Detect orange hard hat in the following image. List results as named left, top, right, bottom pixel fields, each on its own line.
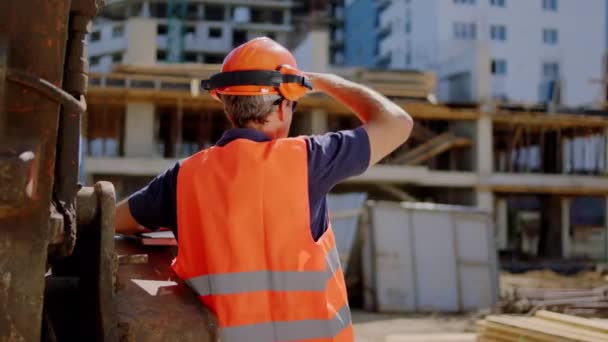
left=202, top=37, right=312, bottom=101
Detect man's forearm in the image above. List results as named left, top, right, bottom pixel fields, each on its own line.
left=305, top=72, right=407, bottom=124
left=305, top=72, right=414, bottom=166
left=115, top=199, right=146, bottom=235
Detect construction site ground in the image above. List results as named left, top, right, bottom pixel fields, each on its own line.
left=351, top=268, right=608, bottom=341
left=352, top=311, right=477, bottom=342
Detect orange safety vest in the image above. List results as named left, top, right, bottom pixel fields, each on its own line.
left=172, top=137, right=354, bottom=342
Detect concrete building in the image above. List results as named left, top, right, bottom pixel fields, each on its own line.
left=345, top=0, right=606, bottom=107
left=343, top=0, right=377, bottom=68
left=83, top=10, right=608, bottom=262
left=88, top=0, right=295, bottom=72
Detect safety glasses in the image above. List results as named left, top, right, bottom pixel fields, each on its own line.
left=273, top=98, right=297, bottom=112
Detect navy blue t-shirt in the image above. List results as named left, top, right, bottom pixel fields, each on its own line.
left=128, top=127, right=370, bottom=241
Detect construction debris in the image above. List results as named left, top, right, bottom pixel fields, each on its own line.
left=499, top=270, right=608, bottom=317
left=477, top=310, right=608, bottom=341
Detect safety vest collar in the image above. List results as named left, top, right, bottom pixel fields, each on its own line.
left=216, top=128, right=271, bottom=147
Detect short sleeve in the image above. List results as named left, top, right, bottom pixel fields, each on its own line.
left=305, top=127, right=370, bottom=240
left=128, top=162, right=180, bottom=233
left=306, top=126, right=371, bottom=193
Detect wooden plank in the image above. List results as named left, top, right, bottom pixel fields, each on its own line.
left=493, top=113, right=608, bottom=128
left=482, top=319, right=573, bottom=342
left=486, top=315, right=608, bottom=341
left=392, top=132, right=471, bottom=165
left=535, top=310, right=608, bottom=334
left=476, top=317, right=594, bottom=342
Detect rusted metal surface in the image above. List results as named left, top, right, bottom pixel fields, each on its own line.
left=115, top=239, right=219, bottom=342
left=53, top=0, right=102, bottom=259
left=48, top=183, right=117, bottom=341
left=0, top=150, right=35, bottom=207
left=0, top=1, right=71, bottom=340
left=0, top=36, right=6, bottom=135
left=118, top=254, right=149, bottom=266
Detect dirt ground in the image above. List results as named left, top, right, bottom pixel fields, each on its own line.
left=352, top=310, right=477, bottom=342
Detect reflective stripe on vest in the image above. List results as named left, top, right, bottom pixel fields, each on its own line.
left=185, top=247, right=341, bottom=296
left=221, top=304, right=351, bottom=341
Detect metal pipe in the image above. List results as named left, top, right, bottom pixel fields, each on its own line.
left=6, top=68, right=87, bottom=114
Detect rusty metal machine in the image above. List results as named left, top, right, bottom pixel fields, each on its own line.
left=0, top=1, right=216, bottom=341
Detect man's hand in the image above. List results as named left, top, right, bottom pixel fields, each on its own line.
left=303, top=71, right=413, bottom=166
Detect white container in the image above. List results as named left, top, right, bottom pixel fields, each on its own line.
left=363, top=201, right=499, bottom=313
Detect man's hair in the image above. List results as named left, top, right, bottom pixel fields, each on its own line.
left=219, top=94, right=281, bottom=128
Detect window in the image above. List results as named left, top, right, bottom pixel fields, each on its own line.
left=454, top=0, right=476, bottom=4
left=157, top=24, right=168, bottom=35
left=542, top=0, right=557, bottom=11
left=90, top=55, right=100, bottom=66
left=156, top=50, right=166, bottom=61
left=112, top=25, right=124, bottom=38
left=204, top=54, right=224, bottom=64
left=405, top=9, right=411, bottom=33
left=542, top=62, right=560, bottom=79
left=454, top=22, right=476, bottom=40
left=271, top=10, right=283, bottom=24
left=542, top=28, right=558, bottom=44
left=184, top=52, right=197, bottom=62
left=491, top=59, right=507, bottom=75
left=204, top=4, right=224, bottom=21
left=490, top=25, right=506, bottom=41
left=185, top=25, right=196, bottom=35
left=90, top=31, right=101, bottom=42
left=111, top=53, right=122, bottom=63
left=208, top=27, right=222, bottom=38
left=490, top=0, right=505, bottom=7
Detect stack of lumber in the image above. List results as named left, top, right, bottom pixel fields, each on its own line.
left=477, top=310, right=608, bottom=341
left=499, top=270, right=608, bottom=317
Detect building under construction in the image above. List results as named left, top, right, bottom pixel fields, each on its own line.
left=83, top=9, right=608, bottom=263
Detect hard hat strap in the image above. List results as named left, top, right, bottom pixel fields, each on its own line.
left=201, top=70, right=312, bottom=91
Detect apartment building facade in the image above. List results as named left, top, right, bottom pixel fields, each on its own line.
left=344, top=0, right=606, bottom=107
left=88, top=0, right=295, bottom=72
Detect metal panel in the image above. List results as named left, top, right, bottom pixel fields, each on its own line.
left=327, top=193, right=367, bottom=273
left=365, top=200, right=498, bottom=313
left=460, top=266, right=493, bottom=311
left=370, top=205, right=416, bottom=312
left=455, top=213, right=490, bottom=263
left=412, top=209, right=459, bottom=312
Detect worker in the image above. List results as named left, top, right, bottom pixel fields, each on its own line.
left=115, top=37, right=413, bottom=341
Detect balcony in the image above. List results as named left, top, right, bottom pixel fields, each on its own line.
left=376, top=51, right=392, bottom=68
left=377, top=23, right=392, bottom=41
left=377, top=0, right=391, bottom=12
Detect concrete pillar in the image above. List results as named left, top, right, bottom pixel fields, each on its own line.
left=141, top=1, right=150, bottom=17
left=284, top=8, right=292, bottom=25
left=473, top=44, right=491, bottom=103
left=310, top=29, right=330, bottom=72
left=561, top=198, right=571, bottom=259
left=604, top=127, right=608, bottom=175
left=496, top=198, right=508, bottom=250
left=125, top=17, right=157, bottom=65
left=224, top=5, right=231, bottom=22
left=476, top=189, right=494, bottom=212
left=125, top=102, right=156, bottom=158
left=477, top=113, right=493, bottom=176
left=605, top=196, right=608, bottom=262
left=475, top=112, right=494, bottom=211
left=310, top=109, right=328, bottom=134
